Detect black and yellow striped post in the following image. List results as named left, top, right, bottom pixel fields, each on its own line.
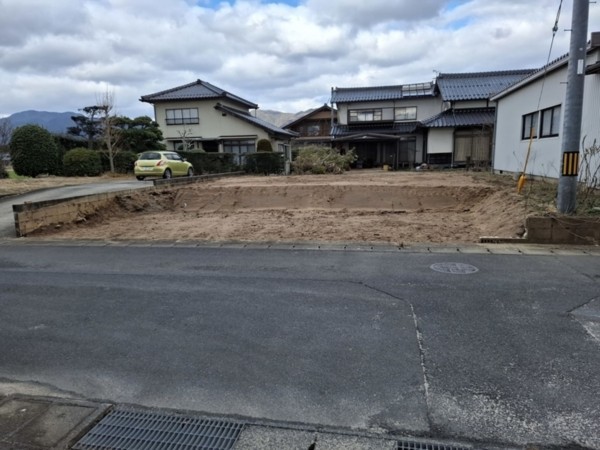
left=561, top=151, right=579, bottom=176
left=557, top=0, right=588, bottom=214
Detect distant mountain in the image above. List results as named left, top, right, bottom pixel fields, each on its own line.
left=0, top=110, right=80, bottom=136
left=255, top=109, right=312, bottom=127
left=0, top=108, right=311, bottom=137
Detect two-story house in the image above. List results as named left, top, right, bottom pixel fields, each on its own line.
left=283, top=104, right=336, bottom=149
left=330, top=71, right=534, bottom=170
left=423, top=70, right=534, bottom=167
left=330, top=82, right=439, bottom=169
left=140, top=79, right=296, bottom=164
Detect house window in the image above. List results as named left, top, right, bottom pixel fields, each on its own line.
left=521, top=111, right=539, bottom=140
left=395, top=106, right=417, bottom=121
left=307, top=124, right=321, bottom=136
left=349, top=109, right=383, bottom=123
left=165, top=108, right=199, bottom=125
left=540, top=105, right=561, bottom=138
left=223, top=139, right=255, bottom=164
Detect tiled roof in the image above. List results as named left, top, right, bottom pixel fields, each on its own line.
left=140, top=79, right=258, bottom=109
left=421, top=107, right=496, bottom=128
left=331, top=122, right=419, bottom=138
left=437, top=70, right=535, bottom=101
left=331, top=82, right=436, bottom=103
left=214, top=104, right=297, bottom=138
left=283, top=104, right=334, bottom=129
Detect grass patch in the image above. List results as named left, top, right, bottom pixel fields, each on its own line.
left=6, top=168, right=27, bottom=180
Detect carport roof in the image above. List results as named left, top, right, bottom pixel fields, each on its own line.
left=332, top=122, right=419, bottom=138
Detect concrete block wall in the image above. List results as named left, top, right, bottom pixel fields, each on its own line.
left=526, top=216, right=600, bottom=245
left=12, top=188, right=156, bottom=237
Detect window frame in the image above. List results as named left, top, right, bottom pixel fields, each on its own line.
left=165, top=108, right=199, bottom=125
left=395, top=106, right=417, bottom=121
left=521, top=111, right=539, bottom=140
left=348, top=108, right=383, bottom=123
left=540, top=105, right=561, bottom=138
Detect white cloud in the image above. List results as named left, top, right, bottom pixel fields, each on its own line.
left=0, top=0, right=599, bottom=118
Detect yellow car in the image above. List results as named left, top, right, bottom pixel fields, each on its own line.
left=134, top=151, right=194, bottom=180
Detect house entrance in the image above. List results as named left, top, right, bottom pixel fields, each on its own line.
left=454, top=129, right=492, bottom=167
left=354, top=138, right=416, bottom=169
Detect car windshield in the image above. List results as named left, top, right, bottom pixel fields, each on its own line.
left=139, top=152, right=162, bottom=160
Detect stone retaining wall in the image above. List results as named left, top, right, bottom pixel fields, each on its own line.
left=12, top=172, right=244, bottom=237
left=12, top=188, right=156, bottom=237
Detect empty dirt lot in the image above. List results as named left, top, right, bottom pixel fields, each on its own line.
left=32, top=170, right=539, bottom=245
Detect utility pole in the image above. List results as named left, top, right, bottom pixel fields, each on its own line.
left=557, top=0, right=589, bottom=214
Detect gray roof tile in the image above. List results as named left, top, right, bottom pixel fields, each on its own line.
left=215, top=104, right=297, bottom=138
left=331, top=82, right=436, bottom=103
left=422, top=107, right=495, bottom=128
left=140, top=79, right=258, bottom=109
left=437, top=70, right=535, bottom=101
left=331, top=122, right=419, bottom=137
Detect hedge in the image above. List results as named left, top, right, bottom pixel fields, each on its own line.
left=245, top=152, right=284, bottom=174
left=178, top=151, right=239, bottom=174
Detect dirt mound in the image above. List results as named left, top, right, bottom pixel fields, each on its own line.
left=32, top=171, right=531, bottom=244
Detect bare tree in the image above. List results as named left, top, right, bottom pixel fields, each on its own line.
left=97, top=88, right=122, bottom=173
left=0, top=119, right=14, bottom=147
left=177, top=128, right=195, bottom=152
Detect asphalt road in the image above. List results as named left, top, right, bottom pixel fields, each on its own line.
left=0, top=180, right=152, bottom=238
left=0, top=243, right=599, bottom=449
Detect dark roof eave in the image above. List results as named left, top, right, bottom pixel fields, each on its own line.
left=214, top=104, right=297, bottom=138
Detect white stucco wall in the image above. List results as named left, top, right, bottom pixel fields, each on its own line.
left=494, top=50, right=600, bottom=180
left=452, top=100, right=489, bottom=109
left=493, top=68, right=567, bottom=178
left=427, top=128, right=454, bottom=154
left=153, top=100, right=270, bottom=142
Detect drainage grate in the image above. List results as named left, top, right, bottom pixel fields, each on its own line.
left=72, top=408, right=244, bottom=450
left=397, top=440, right=471, bottom=450
left=430, top=262, right=479, bottom=274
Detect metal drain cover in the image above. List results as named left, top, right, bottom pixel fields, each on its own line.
left=430, top=262, right=479, bottom=274
left=72, top=408, right=244, bottom=450
left=398, top=440, right=471, bottom=449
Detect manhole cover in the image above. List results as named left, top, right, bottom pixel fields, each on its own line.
left=430, top=262, right=479, bottom=274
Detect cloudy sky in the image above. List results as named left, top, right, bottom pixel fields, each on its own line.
left=1, top=0, right=599, bottom=119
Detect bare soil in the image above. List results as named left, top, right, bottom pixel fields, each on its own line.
left=28, top=170, right=544, bottom=245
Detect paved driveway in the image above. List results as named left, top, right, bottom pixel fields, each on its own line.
left=0, top=180, right=151, bottom=237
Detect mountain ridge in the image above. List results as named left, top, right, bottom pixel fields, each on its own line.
left=1, top=109, right=305, bottom=135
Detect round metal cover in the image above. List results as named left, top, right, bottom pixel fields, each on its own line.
left=430, top=262, right=479, bottom=274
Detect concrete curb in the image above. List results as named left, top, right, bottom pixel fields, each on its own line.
left=0, top=394, right=111, bottom=450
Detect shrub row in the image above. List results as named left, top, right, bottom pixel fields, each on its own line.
left=178, top=151, right=239, bottom=174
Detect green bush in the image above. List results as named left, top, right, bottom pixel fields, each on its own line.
left=245, top=152, right=284, bottom=175
left=179, top=151, right=239, bottom=174
left=256, top=139, right=273, bottom=152
left=9, top=124, right=60, bottom=177
left=292, top=145, right=356, bottom=174
left=63, top=147, right=102, bottom=176
left=101, top=150, right=137, bottom=173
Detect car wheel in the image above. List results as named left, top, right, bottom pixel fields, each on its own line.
left=187, top=167, right=194, bottom=177
left=163, top=169, right=172, bottom=179
left=136, top=176, right=145, bottom=181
